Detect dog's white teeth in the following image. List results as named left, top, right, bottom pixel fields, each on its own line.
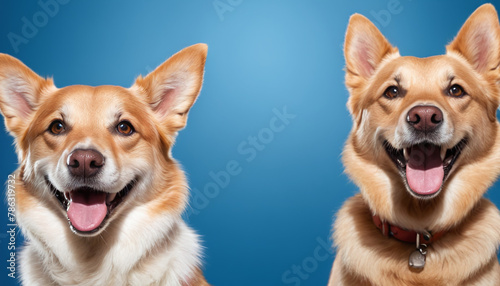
left=403, top=148, right=410, bottom=161
left=440, top=148, right=447, bottom=161
left=106, top=193, right=117, bottom=204
left=64, top=192, right=70, bottom=201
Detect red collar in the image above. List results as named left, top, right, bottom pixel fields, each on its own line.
left=372, top=215, right=446, bottom=244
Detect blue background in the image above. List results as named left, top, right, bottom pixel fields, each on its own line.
left=1, top=0, right=500, bottom=285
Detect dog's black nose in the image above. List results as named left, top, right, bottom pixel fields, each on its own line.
left=406, top=105, right=443, bottom=132
left=67, top=149, right=105, bottom=178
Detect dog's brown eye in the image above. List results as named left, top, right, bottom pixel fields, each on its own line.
left=384, top=86, right=399, bottom=99
left=48, top=120, right=65, bottom=135
left=117, top=121, right=134, bottom=136
left=449, top=84, right=466, bottom=97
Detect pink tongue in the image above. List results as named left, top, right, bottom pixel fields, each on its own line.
left=67, top=190, right=107, bottom=232
left=406, top=144, right=444, bottom=196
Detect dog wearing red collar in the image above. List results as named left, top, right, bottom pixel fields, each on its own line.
left=330, top=4, right=500, bottom=285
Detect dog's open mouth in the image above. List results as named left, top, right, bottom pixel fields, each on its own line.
left=45, top=177, right=136, bottom=235
left=384, top=139, right=467, bottom=198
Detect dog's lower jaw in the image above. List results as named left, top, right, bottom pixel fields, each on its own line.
left=45, top=176, right=137, bottom=236
left=400, top=173, right=442, bottom=200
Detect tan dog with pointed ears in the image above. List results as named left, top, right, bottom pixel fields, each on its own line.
left=330, top=4, right=500, bottom=285
left=0, top=44, right=210, bottom=285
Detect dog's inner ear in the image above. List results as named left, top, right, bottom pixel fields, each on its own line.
left=447, top=4, right=500, bottom=73
left=344, top=14, right=398, bottom=80
left=0, top=54, right=52, bottom=137
left=132, top=44, right=207, bottom=131
left=2, top=76, right=34, bottom=118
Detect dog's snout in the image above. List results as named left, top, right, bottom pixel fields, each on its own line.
left=406, top=105, right=443, bottom=132
left=67, top=149, right=105, bottom=178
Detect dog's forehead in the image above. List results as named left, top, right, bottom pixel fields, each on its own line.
left=385, top=56, right=470, bottom=86
left=46, top=85, right=143, bottom=122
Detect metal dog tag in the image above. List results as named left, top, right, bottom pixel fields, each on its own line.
left=408, top=249, right=426, bottom=269
left=409, top=233, right=428, bottom=269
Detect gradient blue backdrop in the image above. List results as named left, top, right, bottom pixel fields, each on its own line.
left=1, top=1, right=500, bottom=285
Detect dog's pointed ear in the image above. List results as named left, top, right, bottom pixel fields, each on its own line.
left=447, top=4, right=500, bottom=74
left=344, top=14, right=398, bottom=117
left=132, top=44, right=207, bottom=131
left=0, top=54, right=54, bottom=137
left=344, top=14, right=398, bottom=82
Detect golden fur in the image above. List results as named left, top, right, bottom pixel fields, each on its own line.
left=330, top=4, right=500, bottom=285
left=0, top=44, right=210, bottom=285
